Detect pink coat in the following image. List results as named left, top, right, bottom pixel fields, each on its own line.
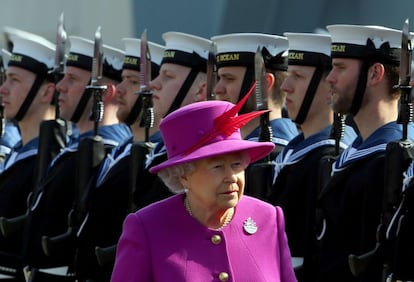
left=111, top=194, right=297, bottom=282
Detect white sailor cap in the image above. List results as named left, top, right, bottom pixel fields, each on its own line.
left=161, top=31, right=212, bottom=71
left=284, top=33, right=331, bottom=66
left=3, top=26, right=49, bottom=52
left=1, top=49, right=11, bottom=69
left=102, top=44, right=125, bottom=81
left=211, top=33, right=288, bottom=69
left=66, top=35, right=124, bottom=81
left=66, top=36, right=94, bottom=70
left=326, top=24, right=401, bottom=64
left=121, top=37, right=165, bottom=78
left=7, top=33, right=55, bottom=75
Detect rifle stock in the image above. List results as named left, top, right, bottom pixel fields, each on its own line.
left=348, top=242, right=381, bottom=277
left=95, top=245, right=117, bottom=267
left=0, top=212, right=28, bottom=238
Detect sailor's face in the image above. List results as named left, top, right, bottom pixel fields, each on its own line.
left=149, top=63, right=191, bottom=120
left=214, top=66, right=246, bottom=105
left=0, top=66, right=36, bottom=119
left=56, top=66, right=91, bottom=121
left=280, top=65, right=315, bottom=120
left=326, top=58, right=359, bottom=114
left=115, top=69, right=141, bottom=123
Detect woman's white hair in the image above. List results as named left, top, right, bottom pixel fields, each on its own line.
left=157, top=151, right=250, bottom=194
left=157, top=162, right=196, bottom=194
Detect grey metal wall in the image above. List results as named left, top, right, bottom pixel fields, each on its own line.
left=132, top=0, right=414, bottom=43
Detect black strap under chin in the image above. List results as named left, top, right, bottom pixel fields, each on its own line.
left=70, top=80, right=92, bottom=123
left=349, top=61, right=369, bottom=116
left=14, top=75, right=46, bottom=122
left=294, top=66, right=324, bottom=125
left=124, top=94, right=143, bottom=126
left=165, top=69, right=199, bottom=117
left=238, top=67, right=255, bottom=115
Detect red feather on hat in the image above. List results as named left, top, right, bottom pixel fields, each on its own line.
left=184, top=82, right=269, bottom=155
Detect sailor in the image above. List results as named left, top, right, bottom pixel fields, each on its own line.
left=317, top=24, right=414, bottom=281
left=74, top=36, right=164, bottom=281
left=211, top=32, right=298, bottom=147
left=0, top=49, right=20, bottom=164
left=21, top=33, right=131, bottom=281
left=211, top=33, right=300, bottom=201
left=136, top=31, right=212, bottom=209
left=0, top=31, right=56, bottom=282
left=267, top=32, right=356, bottom=282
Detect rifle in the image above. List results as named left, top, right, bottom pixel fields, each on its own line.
left=348, top=18, right=414, bottom=280
left=42, top=26, right=106, bottom=257
left=94, top=29, right=157, bottom=266
left=0, top=13, right=68, bottom=238
left=244, top=46, right=274, bottom=201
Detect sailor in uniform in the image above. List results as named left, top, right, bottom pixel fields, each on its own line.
left=317, top=24, right=414, bottom=281
left=21, top=35, right=131, bottom=281
left=0, top=32, right=57, bottom=281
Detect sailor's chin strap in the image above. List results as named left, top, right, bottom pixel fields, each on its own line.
left=70, top=79, right=92, bottom=123
left=14, top=74, right=47, bottom=122
left=293, top=66, right=324, bottom=125
left=164, top=68, right=200, bottom=117
left=349, top=61, right=369, bottom=116
left=124, top=94, right=143, bottom=126
left=237, top=67, right=254, bottom=115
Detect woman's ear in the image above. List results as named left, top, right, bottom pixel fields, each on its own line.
left=179, top=174, right=190, bottom=190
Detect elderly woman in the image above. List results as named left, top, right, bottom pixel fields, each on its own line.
left=111, top=93, right=297, bottom=281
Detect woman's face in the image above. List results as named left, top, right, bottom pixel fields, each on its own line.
left=180, top=151, right=248, bottom=213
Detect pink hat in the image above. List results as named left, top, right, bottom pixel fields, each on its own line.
left=149, top=89, right=275, bottom=173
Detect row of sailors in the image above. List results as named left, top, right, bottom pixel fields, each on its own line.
left=0, top=20, right=412, bottom=282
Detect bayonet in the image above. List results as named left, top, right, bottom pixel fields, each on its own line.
left=206, top=41, right=217, bottom=100
left=138, top=29, right=154, bottom=141
left=395, top=18, right=413, bottom=139
left=87, top=26, right=107, bottom=136
left=254, top=46, right=272, bottom=144
left=91, top=26, right=104, bottom=86
left=54, top=12, right=66, bottom=79
left=140, top=29, right=151, bottom=92
left=52, top=12, right=67, bottom=118
left=254, top=46, right=267, bottom=110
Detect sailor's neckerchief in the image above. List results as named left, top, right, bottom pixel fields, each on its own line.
left=96, top=128, right=163, bottom=187
left=145, top=130, right=167, bottom=169
left=0, top=137, right=39, bottom=172
left=48, top=123, right=131, bottom=171
left=245, top=117, right=299, bottom=146
left=0, top=122, right=21, bottom=156
left=333, top=122, right=413, bottom=176
left=272, top=126, right=347, bottom=184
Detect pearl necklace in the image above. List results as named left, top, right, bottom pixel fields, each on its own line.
left=184, top=197, right=234, bottom=230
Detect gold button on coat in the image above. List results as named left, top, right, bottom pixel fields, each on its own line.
left=211, top=234, right=221, bottom=245
left=219, top=272, right=229, bottom=281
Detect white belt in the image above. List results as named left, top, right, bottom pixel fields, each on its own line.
left=0, top=265, right=17, bottom=279
left=37, top=266, right=70, bottom=276
left=0, top=273, right=15, bottom=279
left=291, top=257, right=304, bottom=270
